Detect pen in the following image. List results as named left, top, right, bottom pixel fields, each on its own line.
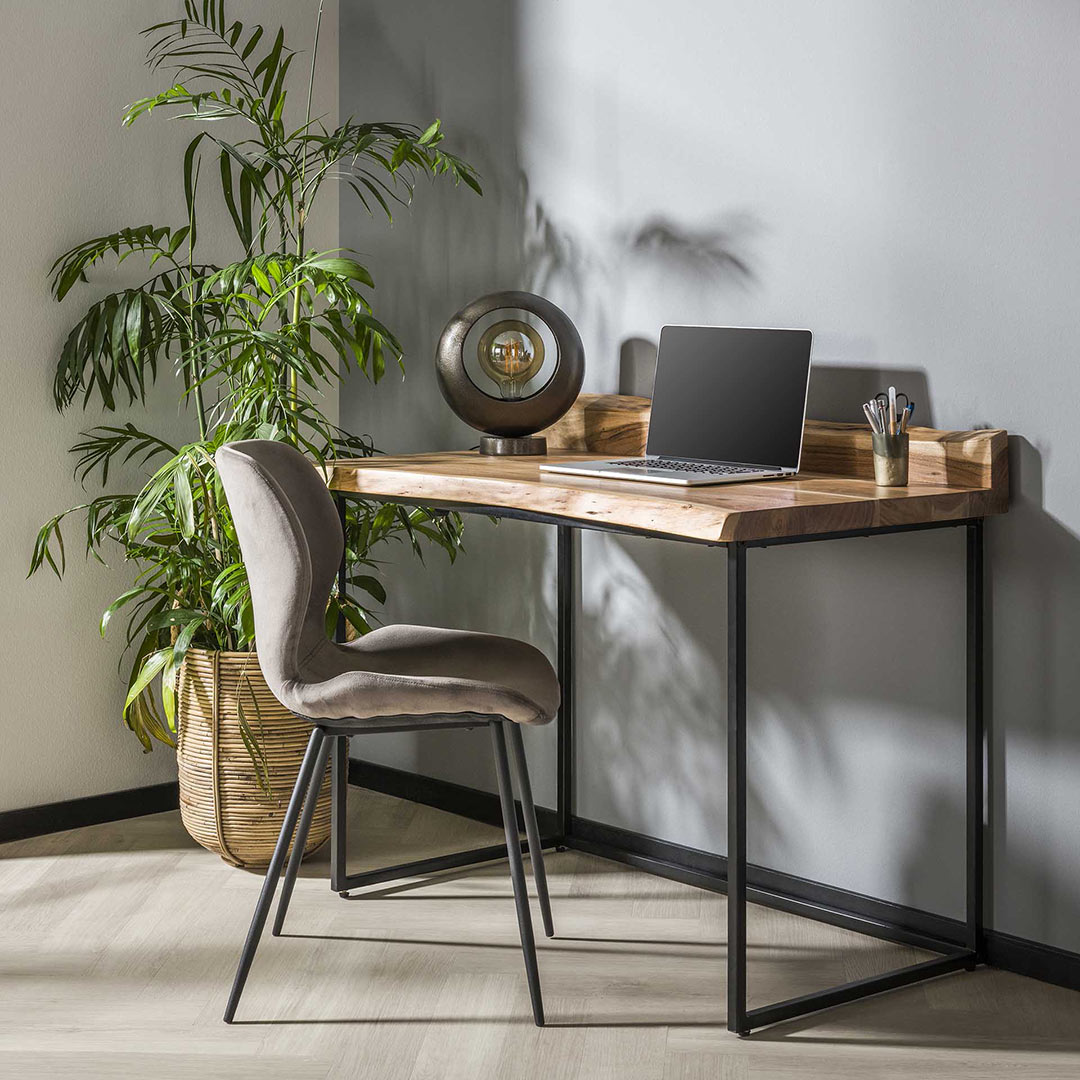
left=863, top=391, right=914, bottom=438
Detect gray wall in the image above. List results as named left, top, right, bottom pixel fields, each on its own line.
left=339, top=0, right=1080, bottom=953
left=4, top=0, right=337, bottom=810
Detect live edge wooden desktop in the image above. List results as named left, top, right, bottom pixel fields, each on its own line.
left=326, top=394, right=1009, bottom=1036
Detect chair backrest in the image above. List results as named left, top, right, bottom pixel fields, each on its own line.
left=215, top=440, right=343, bottom=701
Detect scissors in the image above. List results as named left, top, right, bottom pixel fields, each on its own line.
left=874, top=390, right=910, bottom=412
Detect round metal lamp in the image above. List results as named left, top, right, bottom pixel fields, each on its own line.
left=435, top=291, right=585, bottom=455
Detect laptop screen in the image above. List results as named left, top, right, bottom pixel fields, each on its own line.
left=646, top=326, right=812, bottom=469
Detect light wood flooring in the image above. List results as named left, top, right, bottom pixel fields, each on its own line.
left=1, top=789, right=1078, bottom=1078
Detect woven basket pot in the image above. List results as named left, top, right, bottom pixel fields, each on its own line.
left=176, top=648, right=330, bottom=868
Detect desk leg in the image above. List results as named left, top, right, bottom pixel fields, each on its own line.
left=331, top=494, right=350, bottom=894
left=966, top=520, right=985, bottom=963
left=557, top=525, right=577, bottom=843
left=727, top=542, right=748, bottom=1036
left=335, top=493, right=348, bottom=642
left=330, top=734, right=349, bottom=894
left=731, top=522, right=980, bottom=1034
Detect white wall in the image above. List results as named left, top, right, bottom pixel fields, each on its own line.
left=2, top=0, right=337, bottom=811
left=338, top=0, right=1080, bottom=952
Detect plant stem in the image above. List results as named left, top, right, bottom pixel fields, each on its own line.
left=187, top=176, right=209, bottom=442
left=288, top=0, right=324, bottom=409
left=305, top=3, right=324, bottom=152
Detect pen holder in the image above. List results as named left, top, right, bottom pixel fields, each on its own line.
left=872, top=432, right=909, bottom=486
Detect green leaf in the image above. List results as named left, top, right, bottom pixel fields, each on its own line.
left=390, top=140, right=409, bottom=171
left=339, top=600, right=371, bottom=637
left=161, top=662, right=177, bottom=726
left=124, top=647, right=171, bottom=713
left=240, top=24, right=264, bottom=60
left=350, top=573, right=386, bottom=605
left=173, top=466, right=195, bottom=538
left=306, top=256, right=374, bottom=287
left=145, top=607, right=205, bottom=632
left=171, top=617, right=201, bottom=666
left=418, top=119, right=441, bottom=145
left=251, top=261, right=271, bottom=294
left=100, top=586, right=149, bottom=637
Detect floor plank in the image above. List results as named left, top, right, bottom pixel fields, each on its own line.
left=1, top=789, right=1078, bottom=1078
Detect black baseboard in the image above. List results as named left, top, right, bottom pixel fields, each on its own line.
left=349, top=758, right=560, bottom=835
left=567, top=816, right=969, bottom=955
left=0, top=781, right=179, bottom=845
left=985, top=931, right=1080, bottom=994
left=348, top=757, right=1080, bottom=996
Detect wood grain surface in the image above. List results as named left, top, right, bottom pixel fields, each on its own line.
left=329, top=396, right=1008, bottom=543
left=328, top=450, right=1007, bottom=544
left=2, top=793, right=1078, bottom=1079
left=540, top=394, right=1006, bottom=494
left=538, top=393, right=652, bottom=456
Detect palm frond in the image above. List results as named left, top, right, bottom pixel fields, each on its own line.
left=33, top=0, right=479, bottom=755
left=53, top=289, right=178, bottom=410
left=50, top=226, right=190, bottom=300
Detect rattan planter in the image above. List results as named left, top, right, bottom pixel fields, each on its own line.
left=176, top=648, right=330, bottom=868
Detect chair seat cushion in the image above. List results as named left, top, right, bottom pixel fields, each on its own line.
left=280, top=624, right=560, bottom=728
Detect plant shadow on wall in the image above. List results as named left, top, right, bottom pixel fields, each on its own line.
left=520, top=179, right=761, bottom=390
left=579, top=364, right=939, bottom=874
left=26, top=1, right=479, bottom=831
left=514, top=210, right=762, bottom=841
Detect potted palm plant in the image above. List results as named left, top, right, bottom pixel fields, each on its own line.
left=28, top=1, right=480, bottom=866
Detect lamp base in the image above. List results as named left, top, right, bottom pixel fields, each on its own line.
left=479, top=435, right=548, bottom=456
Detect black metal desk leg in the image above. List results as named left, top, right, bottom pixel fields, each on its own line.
left=727, top=542, right=748, bottom=1036
left=330, top=734, right=349, bottom=894
left=966, top=520, right=985, bottom=963
left=330, top=493, right=350, bottom=895
left=335, top=493, right=348, bottom=641
left=557, top=525, right=576, bottom=842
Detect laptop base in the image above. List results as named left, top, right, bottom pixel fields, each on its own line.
left=540, top=458, right=791, bottom=486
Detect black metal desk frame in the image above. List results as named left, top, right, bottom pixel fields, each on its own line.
left=331, top=490, right=985, bottom=1035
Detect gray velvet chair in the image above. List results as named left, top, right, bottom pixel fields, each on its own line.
left=215, top=440, right=557, bottom=1026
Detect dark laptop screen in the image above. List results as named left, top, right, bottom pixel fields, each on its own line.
left=646, top=326, right=812, bottom=469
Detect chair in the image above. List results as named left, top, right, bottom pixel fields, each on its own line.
left=215, top=440, right=558, bottom=1026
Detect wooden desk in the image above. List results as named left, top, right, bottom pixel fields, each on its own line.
left=328, top=432, right=1005, bottom=546
left=327, top=396, right=1009, bottom=1034
left=328, top=395, right=1007, bottom=544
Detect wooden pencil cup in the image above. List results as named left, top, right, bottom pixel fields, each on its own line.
left=872, top=432, right=909, bottom=486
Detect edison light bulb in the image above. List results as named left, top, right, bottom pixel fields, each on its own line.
left=477, top=320, right=545, bottom=400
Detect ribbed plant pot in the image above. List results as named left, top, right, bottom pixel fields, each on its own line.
left=176, top=648, right=330, bottom=868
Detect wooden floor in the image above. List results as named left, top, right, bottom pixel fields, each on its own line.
left=2, top=790, right=1078, bottom=1079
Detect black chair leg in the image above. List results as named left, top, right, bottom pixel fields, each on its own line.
left=224, top=728, right=325, bottom=1023
left=507, top=723, right=554, bottom=938
left=272, top=735, right=332, bottom=936
left=491, top=720, right=544, bottom=1027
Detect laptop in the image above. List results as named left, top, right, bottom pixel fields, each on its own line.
left=540, top=325, right=813, bottom=486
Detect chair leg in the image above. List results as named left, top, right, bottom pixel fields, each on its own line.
left=491, top=720, right=545, bottom=1027
left=224, top=728, right=325, bottom=1023
left=272, top=735, right=332, bottom=936
left=507, top=723, right=554, bottom=938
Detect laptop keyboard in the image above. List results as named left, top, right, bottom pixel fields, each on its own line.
left=610, top=459, right=773, bottom=476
